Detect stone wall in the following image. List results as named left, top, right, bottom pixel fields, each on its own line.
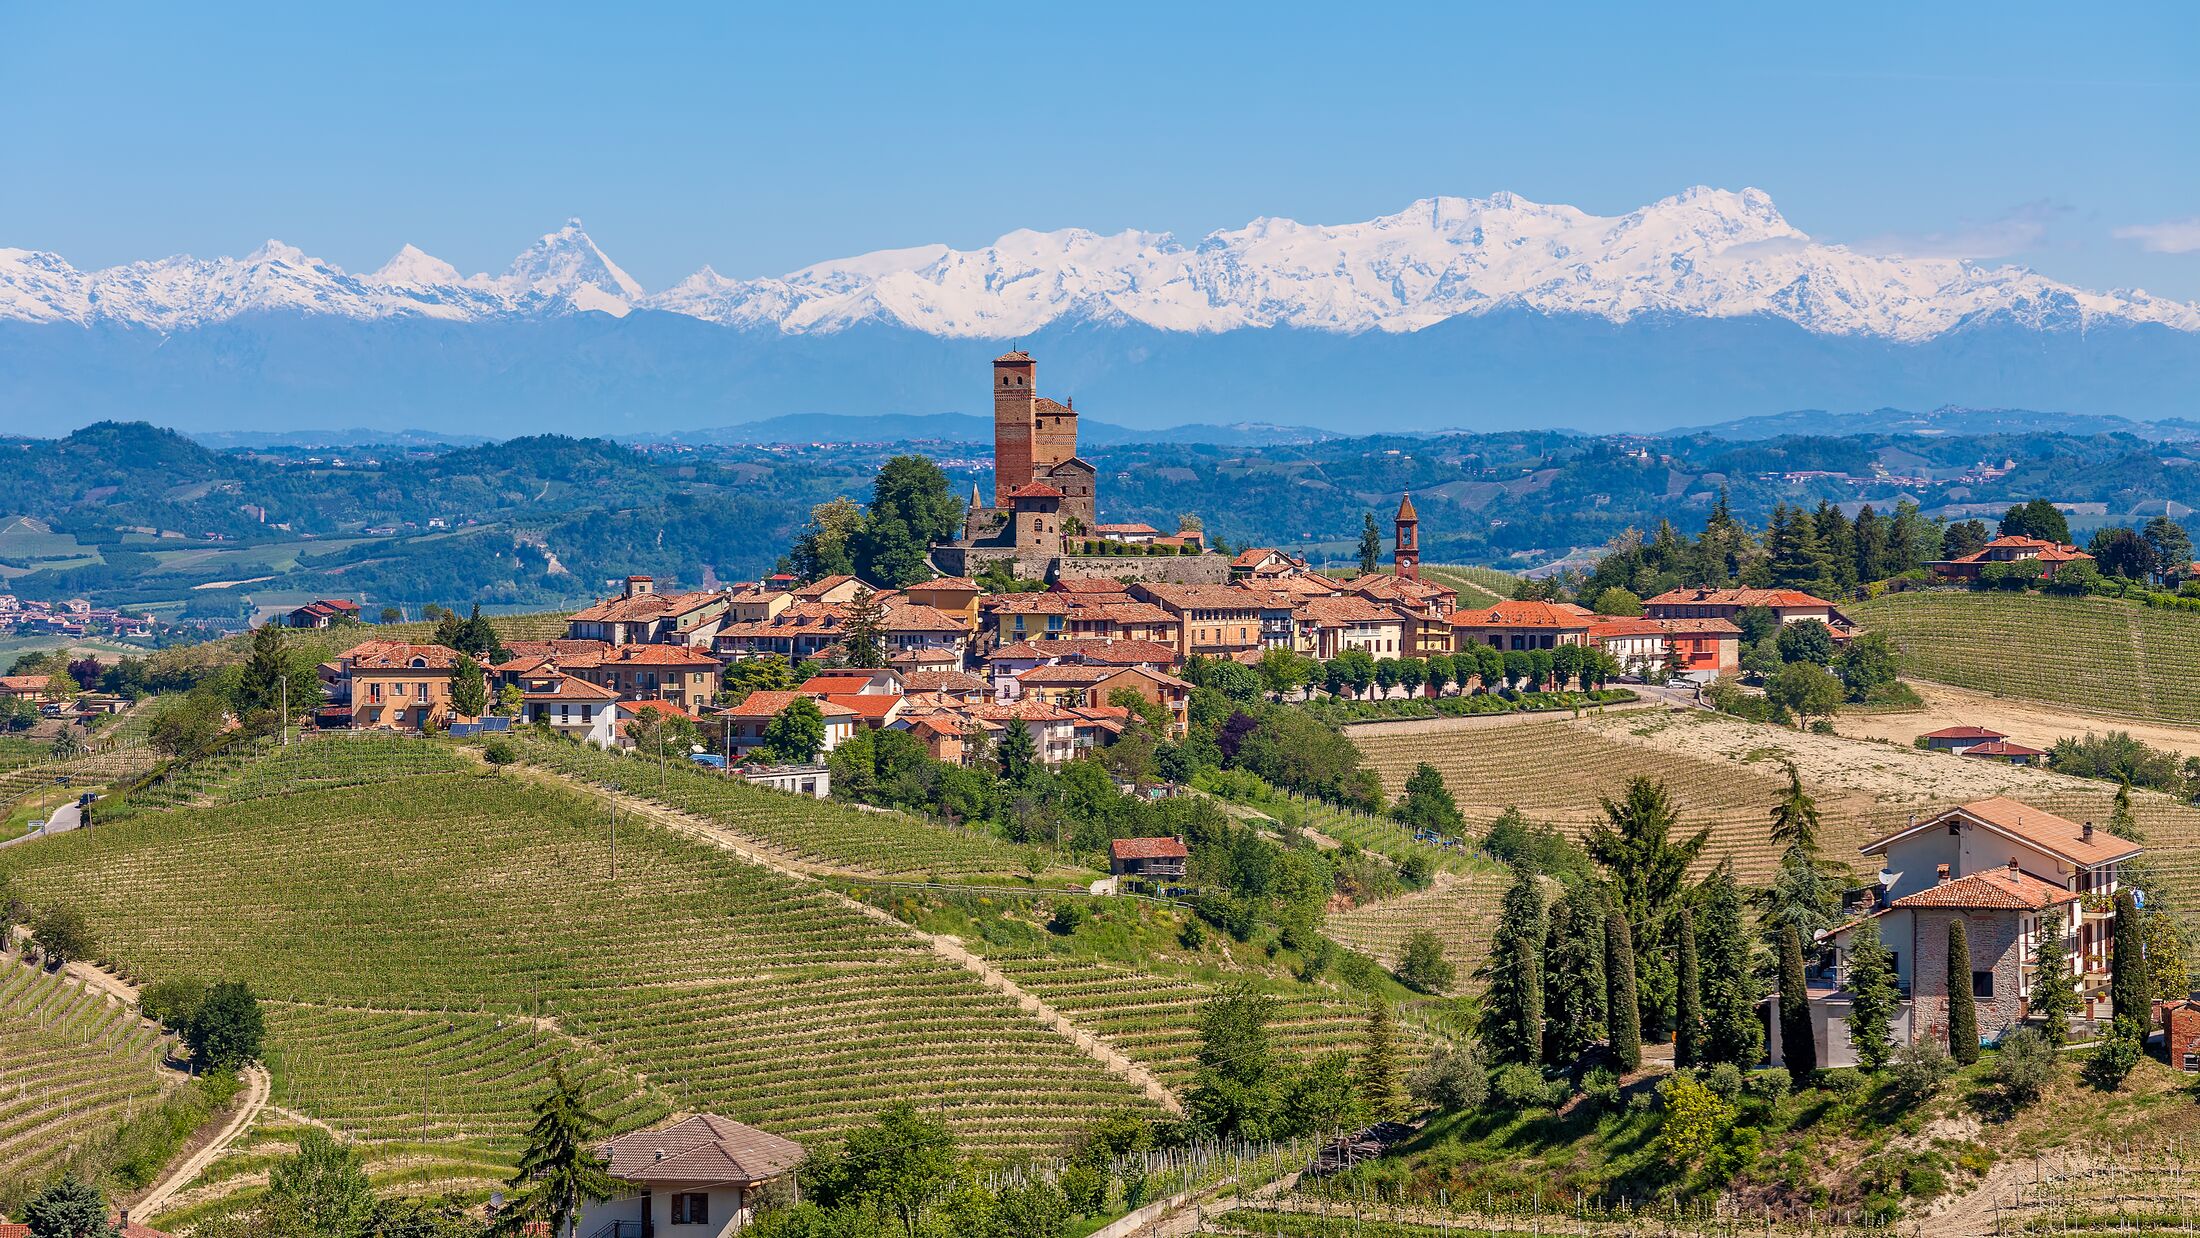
left=1913, top=908, right=2026, bottom=1049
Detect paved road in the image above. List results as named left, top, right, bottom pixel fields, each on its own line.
left=0, top=798, right=81, bottom=849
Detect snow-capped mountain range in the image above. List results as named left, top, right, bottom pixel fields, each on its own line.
left=5, top=189, right=2195, bottom=341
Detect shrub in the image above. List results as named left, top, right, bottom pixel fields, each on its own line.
left=483, top=738, right=518, bottom=766
left=1888, top=1040, right=1954, bottom=1103
left=1395, top=930, right=1456, bottom=995
left=1701, top=1061, right=1745, bottom=1101
left=1047, top=902, right=1091, bottom=936
left=1491, top=1063, right=1561, bottom=1111
left=1409, top=1043, right=1489, bottom=1112
left=1580, top=1067, right=1622, bottom=1110
left=1993, top=1028, right=2056, bottom=1107
left=1743, top=1067, right=1791, bottom=1102
left=2082, top=1017, right=2145, bottom=1091
left=1657, top=1073, right=1734, bottom=1163
left=140, top=976, right=208, bottom=1031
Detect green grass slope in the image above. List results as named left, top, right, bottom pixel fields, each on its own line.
left=0, top=773, right=1165, bottom=1189
left=1851, top=591, right=2200, bottom=723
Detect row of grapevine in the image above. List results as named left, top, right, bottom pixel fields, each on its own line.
left=513, top=736, right=1081, bottom=879
left=0, top=955, right=172, bottom=1189
left=0, top=774, right=1165, bottom=1168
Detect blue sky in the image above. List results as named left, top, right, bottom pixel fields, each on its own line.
left=5, top=3, right=2197, bottom=296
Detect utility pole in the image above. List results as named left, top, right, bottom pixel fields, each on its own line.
left=281, top=675, right=288, bottom=746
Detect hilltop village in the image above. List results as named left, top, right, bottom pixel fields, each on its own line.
left=7, top=351, right=2198, bottom=1238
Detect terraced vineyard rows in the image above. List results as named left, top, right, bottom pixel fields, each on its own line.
left=1321, top=872, right=1515, bottom=991
left=0, top=745, right=159, bottom=807
left=1419, top=565, right=1518, bottom=607
left=1354, top=717, right=1889, bottom=879
left=1852, top=591, right=2200, bottom=723
left=515, top=736, right=1082, bottom=879
left=0, top=956, right=172, bottom=1189
left=0, top=775, right=1162, bottom=1164
left=988, top=953, right=1438, bottom=1089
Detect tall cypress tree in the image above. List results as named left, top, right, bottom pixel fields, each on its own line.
left=1698, top=864, right=1762, bottom=1067
left=1674, top=903, right=1703, bottom=1068
left=1605, top=902, right=1643, bottom=1072
left=1544, top=883, right=1608, bottom=1066
left=1946, top=919, right=1980, bottom=1065
left=2111, top=888, right=2151, bottom=1025
left=1775, top=924, right=1816, bottom=1079
left=1358, top=1003, right=1406, bottom=1121
left=1476, top=868, right=1547, bottom=1067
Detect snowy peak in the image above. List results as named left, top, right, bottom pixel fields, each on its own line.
left=502, top=218, right=643, bottom=314
left=2, top=192, right=2195, bottom=339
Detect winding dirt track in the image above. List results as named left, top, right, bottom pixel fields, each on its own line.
left=137, top=1064, right=270, bottom=1219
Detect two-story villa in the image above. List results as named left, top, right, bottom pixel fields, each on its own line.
left=1777, top=797, right=2141, bottom=1068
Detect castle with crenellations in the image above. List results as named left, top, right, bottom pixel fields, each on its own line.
left=930, top=351, right=1226, bottom=583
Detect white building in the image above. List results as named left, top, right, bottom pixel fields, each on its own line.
left=590, top=1115, right=805, bottom=1237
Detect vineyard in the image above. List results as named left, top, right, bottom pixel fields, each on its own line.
left=0, top=745, right=160, bottom=810
left=0, top=956, right=172, bottom=1192
left=1322, top=872, right=1516, bottom=991
left=0, top=774, right=1164, bottom=1183
left=1851, top=591, right=2200, bottom=723
left=513, top=735, right=1085, bottom=880
left=1353, top=716, right=1890, bottom=880
left=986, top=952, right=1436, bottom=1090
left=1418, top=565, right=1518, bottom=608
left=115, top=732, right=469, bottom=814
left=142, top=610, right=572, bottom=683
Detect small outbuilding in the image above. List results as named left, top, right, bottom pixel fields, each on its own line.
left=591, top=1114, right=806, bottom=1237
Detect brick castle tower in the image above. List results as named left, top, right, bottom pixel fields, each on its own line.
left=992, top=350, right=1037, bottom=509
left=1394, top=493, right=1420, bottom=580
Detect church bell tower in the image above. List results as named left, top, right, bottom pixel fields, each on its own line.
left=1394, top=493, right=1420, bottom=580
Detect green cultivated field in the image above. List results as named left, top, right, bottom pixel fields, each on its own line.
left=517, top=736, right=1088, bottom=880
left=1852, top=591, right=2200, bottom=722
left=0, top=958, right=172, bottom=1192
left=1418, top=565, right=1518, bottom=607
left=0, top=773, right=1163, bottom=1195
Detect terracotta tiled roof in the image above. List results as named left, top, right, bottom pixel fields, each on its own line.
left=1963, top=740, right=2050, bottom=758
left=995, top=349, right=1033, bottom=363
left=1231, top=548, right=1283, bottom=568
left=984, top=594, right=1076, bottom=614
left=1299, top=596, right=1408, bottom=626
left=622, top=699, right=699, bottom=721
left=1865, top=797, right=2142, bottom=867
left=990, top=638, right=1180, bottom=666
left=901, top=670, right=989, bottom=693
left=798, top=672, right=891, bottom=693
left=881, top=603, right=967, bottom=632
left=504, top=639, right=616, bottom=661
left=1092, top=523, right=1160, bottom=536
left=342, top=641, right=466, bottom=670
left=521, top=673, right=621, bottom=701
left=821, top=693, right=904, bottom=720
left=1052, top=576, right=1134, bottom=594
left=599, top=1114, right=805, bottom=1184
left=1395, top=493, right=1418, bottom=521
left=721, top=690, right=856, bottom=719
left=1073, top=602, right=1175, bottom=625
left=1922, top=726, right=2008, bottom=741
left=1015, top=665, right=1119, bottom=687
left=1111, top=836, right=1189, bottom=860
left=1449, top=601, right=1594, bottom=630
left=565, top=643, right=720, bottom=668
left=908, top=576, right=979, bottom=591
left=1, top=1222, right=171, bottom=1238
left=1643, top=587, right=1836, bottom=610
left=1137, top=583, right=1262, bottom=611
left=1005, top=482, right=1065, bottom=500
left=1891, top=866, right=2080, bottom=911
left=792, top=574, right=868, bottom=599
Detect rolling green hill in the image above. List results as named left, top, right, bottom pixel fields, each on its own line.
left=1850, top=590, right=2200, bottom=723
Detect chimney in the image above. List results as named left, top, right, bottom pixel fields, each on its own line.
left=2084, top=820, right=2096, bottom=841
left=2008, top=857, right=2021, bottom=875
left=1935, top=863, right=1951, bottom=885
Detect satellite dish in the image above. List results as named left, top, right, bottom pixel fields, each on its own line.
left=1878, top=870, right=1902, bottom=889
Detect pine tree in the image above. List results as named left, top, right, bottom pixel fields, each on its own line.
left=1476, top=867, right=1547, bottom=1067
left=1852, top=503, right=1889, bottom=585
left=1605, top=902, right=1642, bottom=1072
left=995, top=715, right=1039, bottom=784
left=22, top=1174, right=116, bottom=1238
left=1768, top=762, right=1821, bottom=856
left=2030, top=942, right=2080, bottom=1048
left=1358, top=1003, right=1406, bottom=1121
left=1358, top=512, right=1382, bottom=575
left=842, top=587, right=889, bottom=668
left=1585, top=776, right=1707, bottom=1039
left=1775, top=924, right=1816, bottom=1079
left=1846, top=919, right=1899, bottom=1071
left=500, top=1061, right=625, bottom=1238
left=1946, top=918, right=1980, bottom=1065
left=2111, top=888, right=2151, bottom=1025
left=1543, top=883, right=1607, bottom=1066
left=1697, top=864, right=1762, bottom=1067
left=2110, top=778, right=2143, bottom=843
left=449, top=656, right=488, bottom=719
left=1814, top=501, right=1859, bottom=597
left=1673, top=902, right=1705, bottom=1068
